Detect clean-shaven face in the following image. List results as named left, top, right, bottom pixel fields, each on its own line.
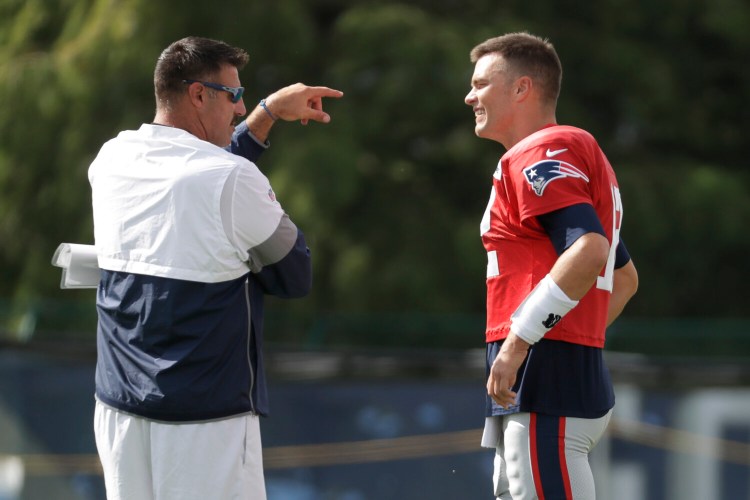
left=465, top=53, right=514, bottom=144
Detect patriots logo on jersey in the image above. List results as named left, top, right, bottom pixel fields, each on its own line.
left=523, top=160, right=589, bottom=196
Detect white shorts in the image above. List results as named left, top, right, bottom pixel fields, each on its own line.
left=482, top=410, right=612, bottom=500
left=94, top=401, right=266, bottom=500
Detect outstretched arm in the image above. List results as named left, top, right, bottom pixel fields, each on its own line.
left=245, top=83, right=344, bottom=143
left=230, top=83, right=343, bottom=165
left=227, top=84, right=342, bottom=298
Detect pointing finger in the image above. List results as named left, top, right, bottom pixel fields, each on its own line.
left=306, top=87, right=344, bottom=99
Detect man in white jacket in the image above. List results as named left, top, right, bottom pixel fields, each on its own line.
left=88, top=36, right=342, bottom=500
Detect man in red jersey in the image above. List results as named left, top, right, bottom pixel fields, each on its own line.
left=465, top=32, right=638, bottom=499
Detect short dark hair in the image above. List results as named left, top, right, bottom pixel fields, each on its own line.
left=470, top=32, right=562, bottom=105
left=154, top=36, right=249, bottom=109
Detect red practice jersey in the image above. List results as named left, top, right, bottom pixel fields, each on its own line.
left=481, top=125, right=623, bottom=348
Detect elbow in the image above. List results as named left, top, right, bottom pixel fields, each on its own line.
left=585, top=233, right=611, bottom=276
left=624, top=261, right=639, bottom=299
left=614, top=260, right=639, bottom=302
left=287, top=269, right=313, bottom=298
left=284, top=255, right=313, bottom=298
left=275, top=259, right=313, bottom=299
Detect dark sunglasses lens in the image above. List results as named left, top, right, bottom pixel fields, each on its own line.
left=231, top=88, right=244, bottom=103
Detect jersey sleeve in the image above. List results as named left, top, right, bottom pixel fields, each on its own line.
left=510, top=145, right=594, bottom=223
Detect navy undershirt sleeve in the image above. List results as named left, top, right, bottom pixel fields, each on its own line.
left=614, top=237, right=631, bottom=269
left=538, top=203, right=632, bottom=268
left=537, top=203, right=606, bottom=255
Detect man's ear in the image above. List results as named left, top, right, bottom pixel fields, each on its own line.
left=185, top=82, right=206, bottom=108
left=514, top=76, right=532, bottom=101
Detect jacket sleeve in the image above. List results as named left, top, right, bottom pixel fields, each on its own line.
left=221, top=160, right=312, bottom=299
left=253, top=228, right=312, bottom=298
left=227, top=121, right=268, bottom=163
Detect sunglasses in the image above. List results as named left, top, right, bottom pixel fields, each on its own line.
left=182, top=80, right=245, bottom=103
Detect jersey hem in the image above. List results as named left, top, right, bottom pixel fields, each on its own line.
left=485, top=327, right=605, bottom=349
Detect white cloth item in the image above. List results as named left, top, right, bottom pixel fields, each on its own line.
left=510, top=274, right=579, bottom=345
left=89, top=124, right=285, bottom=283
left=51, top=243, right=100, bottom=288
left=94, top=401, right=266, bottom=500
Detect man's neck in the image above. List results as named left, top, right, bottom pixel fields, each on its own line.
left=152, top=110, right=206, bottom=142
left=503, top=110, right=557, bottom=150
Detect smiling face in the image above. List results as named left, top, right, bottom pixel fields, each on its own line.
left=199, top=64, right=247, bottom=147
left=464, top=53, right=516, bottom=146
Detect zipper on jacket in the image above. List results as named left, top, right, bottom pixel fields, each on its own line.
left=244, top=278, right=256, bottom=413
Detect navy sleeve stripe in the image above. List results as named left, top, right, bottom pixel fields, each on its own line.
left=537, top=203, right=606, bottom=256
left=614, top=238, right=631, bottom=269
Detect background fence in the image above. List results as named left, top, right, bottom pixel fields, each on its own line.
left=1, top=326, right=749, bottom=500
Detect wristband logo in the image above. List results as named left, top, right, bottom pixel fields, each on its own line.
left=542, top=313, right=562, bottom=329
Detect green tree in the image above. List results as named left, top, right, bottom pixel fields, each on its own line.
left=1, top=0, right=749, bottom=344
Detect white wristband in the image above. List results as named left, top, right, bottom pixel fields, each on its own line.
left=510, top=274, right=579, bottom=344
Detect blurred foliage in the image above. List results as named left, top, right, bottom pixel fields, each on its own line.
left=1, top=0, right=749, bottom=345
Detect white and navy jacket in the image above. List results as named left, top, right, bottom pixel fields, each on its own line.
left=89, top=122, right=310, bottom=421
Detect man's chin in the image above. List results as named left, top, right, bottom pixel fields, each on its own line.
left=222, top=128, right=235, bottom=148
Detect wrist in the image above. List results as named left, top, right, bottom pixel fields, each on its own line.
left=259, top=99, right=277, bottom=121
left=501, top=332, right=531, bottom=354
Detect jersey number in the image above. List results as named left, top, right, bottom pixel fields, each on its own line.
left=596, top=185, right=623, bottom=292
